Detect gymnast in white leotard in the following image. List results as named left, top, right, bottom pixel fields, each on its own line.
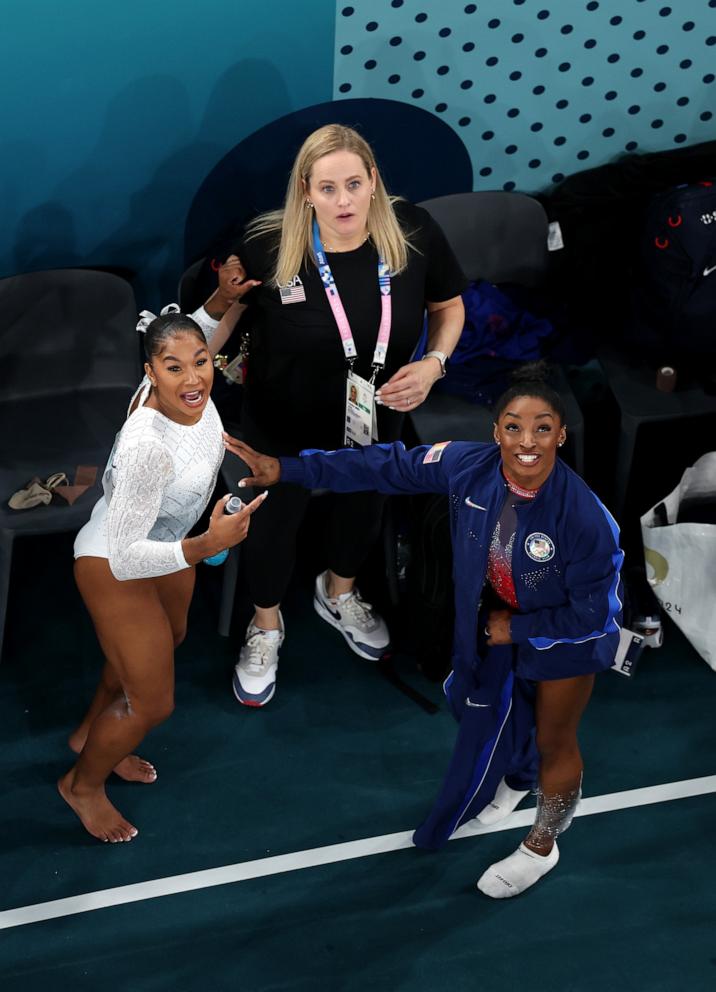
left=60, top=306, right=266, bottom=844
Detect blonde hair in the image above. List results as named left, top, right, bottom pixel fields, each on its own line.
left=245, top=124, right=411, bottom=287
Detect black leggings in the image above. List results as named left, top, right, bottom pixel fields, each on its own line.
left=242, top=480, right=386, bottom=607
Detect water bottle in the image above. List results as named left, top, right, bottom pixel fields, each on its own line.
left=203, top=495, right=244, bottom=566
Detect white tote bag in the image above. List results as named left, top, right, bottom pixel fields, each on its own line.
left=641, top=452, right=716, bottom=671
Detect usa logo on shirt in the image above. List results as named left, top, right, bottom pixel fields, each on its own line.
left=279, top=276, right=306, bottom=304
left=525, top=532, right=555, bottom=562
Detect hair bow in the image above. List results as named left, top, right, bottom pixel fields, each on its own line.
left=135, top=303, right=181, bottom=334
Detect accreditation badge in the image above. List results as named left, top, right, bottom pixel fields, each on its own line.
left=344, top=370, right=375, bottom=447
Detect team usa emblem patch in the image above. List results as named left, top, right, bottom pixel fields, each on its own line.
left=423, top=441, right=451, bottom=464
left=525, top=532, right=555, bottom=562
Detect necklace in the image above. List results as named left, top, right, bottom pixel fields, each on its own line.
left=503, top=472, right=541, bottom=499
left=321, top=232, right=370, bottom=253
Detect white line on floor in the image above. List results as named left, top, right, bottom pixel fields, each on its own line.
left=2, top=774, right=714, bottom=930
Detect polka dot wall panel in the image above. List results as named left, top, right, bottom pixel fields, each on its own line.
left=334, top=0, right=716, bottom=192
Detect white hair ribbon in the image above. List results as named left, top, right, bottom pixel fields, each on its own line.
left=135, top=303, right=181, bottom=334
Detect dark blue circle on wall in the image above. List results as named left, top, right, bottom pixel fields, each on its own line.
left=184, top=99, right=473, bottom=265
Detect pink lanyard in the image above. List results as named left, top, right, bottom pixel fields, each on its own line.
left=313, top=219, right=392, bottom=374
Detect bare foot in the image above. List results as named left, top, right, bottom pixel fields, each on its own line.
left=69, top=734, right=157, bottom=783
left=57, top=770, right=139, bottom=843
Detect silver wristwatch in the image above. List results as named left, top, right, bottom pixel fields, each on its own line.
left=423, top=350, right=448, bottom=378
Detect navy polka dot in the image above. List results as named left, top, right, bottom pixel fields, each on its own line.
left=701, top=111, right=714, bottom=121
left=437, top=65, right=449, bottom=75
left=552, top=174, right=565, bottom=184
left=411, top=89, right=424, bottom=98
left=460, top=80, right=474, bottom=90
left=610, top=15, right=622, bottom=25
left=339, top=83, right=351, bottom=93
left=682, top=21, right=695, bottom=31
left=388, top=74, right=400, bottom=84
left=680, top=60, right=693, bottom=69
left=462, top=42, right=475, bottom=52
left=651, top=119, right=664, bottom=129
left=559, top=62, right=571, bottom=72
left=584, top=39, right=597, bottom=49
left=415, top=12, right=427, bottom=22
left=439, top=27, right=451, bottom=37
left=628, top=105, right=641, bottom=115
left=479, top=167, right=492, bottom=177
left=482, top=130, right=495, bottom=140
left=391, top=0, right=404, bottom=7
left=529, top=159, right=541, bottom=168
left=505, top=145, right=518, bottom=155
left=530, top=122, right=544, bottom=132
left=341, top=6, right=354, bottom=15
left=503, top=181, right=516, bottom=191
left=577, top=150, right=590, bottom=160
left=556, top=99, right=569, bottom=109
left=586, top=1, right=599, bottom=10
left=435, top=103, right=447, bottom=112
left=602, top=127, right=615, bottom=137
left=656, top=45, right=669, bottom=54
left=654, top=81, right=667, bottom=91
left=340, top=45, right=352, bottom=55
left=674, top=134, right=687, bottom=143
left=607, top=53, right=620, bottom=64
left=458, top=117, right=471, bottom=127
left=633, top=30, right=646, bottom=40
left=488, top=18, right=501, bottom=28
left=707, top=37, right=716, bottom=46
left=659, top=6, right=672, bottom=16
left=484, top=93, right=496, bottom=104
left=704, top=74, right=716, bottom=83
left=486, top=56, right=499, bottom=66
left=631, top=68, right=644, bottom=78
left=561, top=24, right=574, bottom=34
left=389, top=36, right=402, bottom=47
left=533, top=85, right=546, bottom=95
left=413, top=51, right=426, bottom=61
left=580, top=113, right=592, bottom=123
left=509, top=71, right=522, bottom=81
left=507, top=107, right=520, bottom=118
left=464, top=3, right=476, bottom=12
left=605, top=90, right=618, bottom=101
left=625, top=141, right=638, bottom=151
left=512, top=33, right=524, bottom=43
left=364, top=60, right=377, bottom=70
left=554, top=136, right=566, bottom=145
left=535, top=47, right=548, bottom=58
left=677, top=97, right=689, bottom=106
left=537, top=9, right=550, bottom=19
left=366, top=21, right=378, bottom=32
left=582, top=76, right=595, bottom=86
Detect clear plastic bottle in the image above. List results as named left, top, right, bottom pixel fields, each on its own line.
left=203, top=495, right=243, bottom=566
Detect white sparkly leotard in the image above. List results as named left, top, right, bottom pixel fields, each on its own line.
left=73, top=307, right=224, bottom=580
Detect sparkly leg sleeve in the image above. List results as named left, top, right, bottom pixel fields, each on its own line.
left=527, top=776, right=582, bottom=848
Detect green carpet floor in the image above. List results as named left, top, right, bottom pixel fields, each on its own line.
left=1, top=531, right=714, bottom=991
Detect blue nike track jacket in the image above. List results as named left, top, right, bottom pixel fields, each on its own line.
left=280, top=440, right=623, bottom=849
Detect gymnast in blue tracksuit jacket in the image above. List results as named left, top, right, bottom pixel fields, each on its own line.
left=225, top=368, right=623, bottom=898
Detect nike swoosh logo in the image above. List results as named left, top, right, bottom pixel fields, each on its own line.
left=465, top=497, right=487, bottom=511
left=704, top=264, right=716, bottom=277
left=465, top=698, right=490, bottom=708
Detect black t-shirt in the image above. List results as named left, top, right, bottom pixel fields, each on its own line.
left=236, top=201, right=467, bottom=454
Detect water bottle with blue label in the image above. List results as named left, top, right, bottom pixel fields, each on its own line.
left=203, top=495, right=243, bottom=566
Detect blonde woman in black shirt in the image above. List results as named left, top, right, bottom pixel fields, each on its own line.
left=204, top=124, right=467, bottom=706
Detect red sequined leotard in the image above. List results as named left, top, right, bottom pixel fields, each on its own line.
left=486, top=474, right=541, bottom=609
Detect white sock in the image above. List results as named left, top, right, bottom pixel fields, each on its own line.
left=475, top=778, right=530, bottom=825
left=477, top=842, right=560, bottom=899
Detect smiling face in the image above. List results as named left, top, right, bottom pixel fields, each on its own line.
left=144, top=331, right=214, bottom=426
left=305, top=150, right=376, bottom=250
left=493, top=394, right=566, bottom=490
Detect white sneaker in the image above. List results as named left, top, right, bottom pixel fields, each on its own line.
left=232, top=612, right=284, bottom=707
left=313, top=571, right=390, bottom=660
left=475, top=778, right=530, bottom=825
